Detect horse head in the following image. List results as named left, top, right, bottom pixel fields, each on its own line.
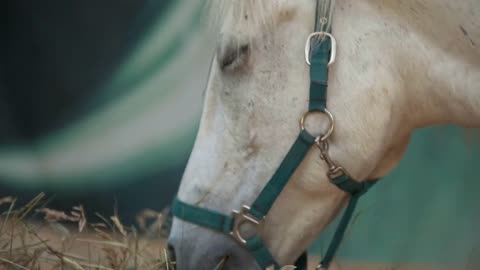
left=168, top=0, right=480, bottom=269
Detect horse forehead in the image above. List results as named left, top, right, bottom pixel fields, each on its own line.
left=212, top=0, right=312, bottom=31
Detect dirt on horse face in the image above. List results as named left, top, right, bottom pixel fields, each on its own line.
left=168, top=0, right=480, bottom=269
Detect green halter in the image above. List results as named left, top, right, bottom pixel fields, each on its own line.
left=172, top=1, right=378, bottom=269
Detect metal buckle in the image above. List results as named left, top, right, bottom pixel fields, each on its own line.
left=230, top=205, right=263, bottom=244
left=300, top=108, right=335, bottom=142
left=316, top=139, right=347, bottom=180
left=305, top=32, right=337, bottom=66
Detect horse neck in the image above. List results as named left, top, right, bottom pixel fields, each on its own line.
left=404, top=54, right=480, bottom=128
left=326, top=0, right=480, bottom=180
left=384, top=0, right=480, bottom=128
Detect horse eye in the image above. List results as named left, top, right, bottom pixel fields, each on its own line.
left=217, top=43, right=250, bottom=71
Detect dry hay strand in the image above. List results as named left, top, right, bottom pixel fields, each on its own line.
left=0, top=193, right=175, bottom=270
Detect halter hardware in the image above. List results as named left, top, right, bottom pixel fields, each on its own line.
left=316, top=139, right=348, bottom=180
left=305, top=32, right=337, bottom=66
left=300, top=108, right=335, bottom=143
left=230, top=205, right=263, bottom=244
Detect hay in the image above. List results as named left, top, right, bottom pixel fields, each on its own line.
left=0, top=193, right=175, bottom=270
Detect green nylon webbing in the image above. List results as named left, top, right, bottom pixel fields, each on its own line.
left=246, top=236, right=281, bottom=269
left=171, top=197, right=234, bottom=233
left=249, top=130, right=315, bottom=219
left=332, top=175, right=378, bottom=196
left=246, top=237, right=308, bottom=270
left=309, top=0, right=330, bottom=111
left=318, top=178, right=378, bottom=269
left=249, top=4, right=332, bottom=220
left=309, top=37, right=330, bottom=111
left=319, top=195, right=360, bottom=269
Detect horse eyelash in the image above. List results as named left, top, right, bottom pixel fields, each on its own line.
left=219, top=44, right=250, bottom=71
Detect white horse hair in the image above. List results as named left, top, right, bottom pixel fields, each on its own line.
left=170, top=0, right=480, bottom=269
left=208, top=0, right=335, bottom=31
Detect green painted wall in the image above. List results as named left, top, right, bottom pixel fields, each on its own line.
left=312, top=126, right=479, bottom=267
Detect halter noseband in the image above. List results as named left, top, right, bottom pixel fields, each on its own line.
left=172, top=1, right=378, bottom=269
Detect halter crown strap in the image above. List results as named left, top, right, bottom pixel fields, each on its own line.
left=309, top=34, right=330, bottom=111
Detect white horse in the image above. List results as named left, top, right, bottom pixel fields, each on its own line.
left=169, top=0, right=480, bottom=269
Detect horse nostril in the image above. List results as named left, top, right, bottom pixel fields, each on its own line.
left=167, top=243, right=176, bottom=264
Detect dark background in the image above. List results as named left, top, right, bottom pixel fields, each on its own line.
left=0, top=0, right=179, bottom=224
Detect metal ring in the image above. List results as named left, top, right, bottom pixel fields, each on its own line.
left=230, top=205, right=262, bottom=245
left=299, top=108, right=335, bottom=142
left=305, top=32, right=337, bottom=66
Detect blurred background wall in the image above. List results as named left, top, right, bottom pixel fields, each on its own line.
left=0, top=0, right=211, bottom=221
left=0, top=1, right=479, bottom=269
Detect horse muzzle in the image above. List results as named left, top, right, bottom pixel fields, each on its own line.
left=168, top=219, right=260, bottom=270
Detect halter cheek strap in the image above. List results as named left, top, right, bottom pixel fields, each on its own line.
left=172, top=2, right=378, bottom=269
